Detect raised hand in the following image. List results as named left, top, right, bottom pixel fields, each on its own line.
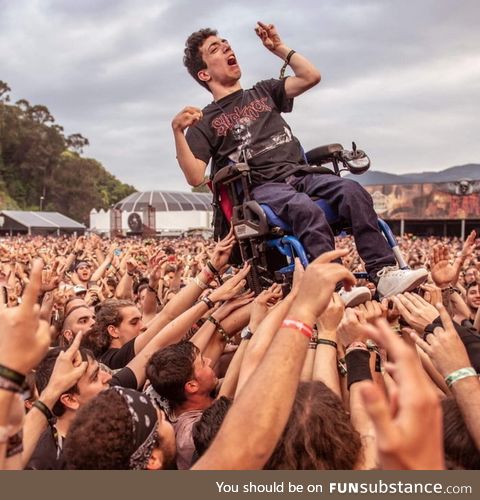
left=393, top=292, right=439, bottom=333
left=358, top=319, right=444, bottom=470
left=288, top=249, right=355, bottom=325
left=172, top=106, right=203, bottom=133
left=0, top=259, right=51, bottom=375
left=430, top=243, right=465, bottom=288
left=255, top=21, right=283, bottom=53
left=249, top=284, right=283, bottom=331
left=209, top=227, right=236, bottom=273
left=412, top=303, right=471, bottom=378
left=317, top=292, right=344, bottom=334
left=209, top=264, right=251, bottom=302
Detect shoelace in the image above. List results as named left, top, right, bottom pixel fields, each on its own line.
left=376, top=265, right=400, bottom=277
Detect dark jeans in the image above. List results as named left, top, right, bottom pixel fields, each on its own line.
left=251, top=173, right=396, bottom=277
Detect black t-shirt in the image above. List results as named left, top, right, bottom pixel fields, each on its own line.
left=99, top=337, right=136, bottom=369
left=186, top=78, right=305, bottom=185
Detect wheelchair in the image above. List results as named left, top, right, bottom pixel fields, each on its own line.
left=211, top=141, right=409, bottom=295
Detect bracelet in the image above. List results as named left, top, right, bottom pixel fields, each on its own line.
left=127, top=271, right=135, bottom=277
left=281, top=318, right=313, bottom=340
left=308, top=341, right=317, bottom=350
left=345, top=341, right=368, bottom=355
left=201, top=296, right=215, bottom=309
left=280, top=49, right=296, bottom=79
left=33, top=400, right=57, bottom=426
left=444, top=367, right=477, bottom=388
left=0, top=376, right=23, bottom=394
left=207, top=316, right=229, bottom=342
left=0, top=364, right=26, bottom=386
left=147, top=284, right=157, bottom=294
left=206, top=261, right=224, bottom=285
left=338, top=358, right=348, bottom=377
left=316, top=338, right=337, bottom=349
left=192, top=276, right=209, bottom=291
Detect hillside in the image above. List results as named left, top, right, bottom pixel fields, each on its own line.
left=0, top=80, right=136, bottom=223
left=347, top=164, right=480, bottom=186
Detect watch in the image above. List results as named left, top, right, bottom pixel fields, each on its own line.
left=241, top=326, right=253, bottom=340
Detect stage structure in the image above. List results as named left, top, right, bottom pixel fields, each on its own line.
left=89, top=190, right=213, bottom=237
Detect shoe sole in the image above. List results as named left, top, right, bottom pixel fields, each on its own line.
left=378, top=271, right=428, bottom=299
left=343, top=290, right=372, bottom=308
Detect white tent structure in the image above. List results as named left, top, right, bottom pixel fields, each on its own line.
left=89, top=190, right=213, bottom=236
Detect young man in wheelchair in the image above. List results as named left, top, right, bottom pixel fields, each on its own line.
left=172, top=22, right=427, bottom=306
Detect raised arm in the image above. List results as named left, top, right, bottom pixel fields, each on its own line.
left=255, top=21, right=320, bottom=98
left=172, top=106, right=208, bottom=186
left=194, top=249, right=355, bottom=470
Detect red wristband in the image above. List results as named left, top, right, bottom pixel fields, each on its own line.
left=281, top=318, right=313, bottom=340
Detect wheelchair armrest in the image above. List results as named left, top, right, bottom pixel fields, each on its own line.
left=212, top=163, right=250, bottom=186
left=305, top=143, right=343, bottom=165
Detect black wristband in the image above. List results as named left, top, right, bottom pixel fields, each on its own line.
left=33, top=400, right=57, bottom=426
left=0, top=364, right=26, bottom=387
left=201, top=296, right=215, bottom=309
left=316, top=338, right=337, bottom=349
left=206, top=261, right=224, bottom=285
left=345, top=349, right=372, bottom=389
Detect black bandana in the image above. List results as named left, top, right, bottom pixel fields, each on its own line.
left=112, top=387, right=159, bottom=470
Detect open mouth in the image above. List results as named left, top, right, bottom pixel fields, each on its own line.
left=227, top=54, right=237, bottom=66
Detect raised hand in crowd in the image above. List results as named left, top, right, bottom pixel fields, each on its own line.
left=358, top=319, right=444, bottom=470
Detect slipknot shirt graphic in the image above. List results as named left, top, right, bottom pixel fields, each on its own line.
left=211, top=97, right=272, bottom=137
left=186, top=78, right=305, bottom=185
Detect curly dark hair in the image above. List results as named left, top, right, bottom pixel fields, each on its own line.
left=193, top=396, right=232, bottom=458
left=442, top=397, right=480, bottom=469
left=183, top=28, right=218, bottom=91
left=82, top=299, right=134, bottom=355
left=146, top=341, right=199, bottom=408
left=265, top=381, right=362, bottom=470
left=64, top=389, right=135, bottom=469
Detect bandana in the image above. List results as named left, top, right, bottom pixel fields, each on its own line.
left=112, top=387, right=159, bottom=470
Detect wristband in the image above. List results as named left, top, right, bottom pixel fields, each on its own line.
left=281, top=318, right=313, bottom=340
left=192, top=276, right=209, bottom=291
left=0, top=364, right=26, bottom=386
left=33, top=400, right=57, bottom=426
left=308, top=341, right=317, bottom=350
left=147, top=284, right=157, bottom=294
left=206, top=261, right=224, bottom=285
left=345, top=341, right=368, bottom=355
left=345, top=349, right=372, bottom=389
left=444, top=367, right=477, bottom=388
left=0, top=376, right=23, bottom=394
left=201, top=296, right=215, bottom=309
left=338, top=357, right=348, bottom=377
left=207, top=316, right=229, bottom=342
left=316, top=338, right=337, bottom=349
left=127, top=271, right=135, bottom=277
left=280, top=49, right=296, bottom=79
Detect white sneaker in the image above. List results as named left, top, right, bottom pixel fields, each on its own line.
left=376, top=266, right=428, bottom=298
left=338, top=286, right=372, bottom=308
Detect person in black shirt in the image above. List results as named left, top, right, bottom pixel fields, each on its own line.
left=172, top=22, right=428, bottom=304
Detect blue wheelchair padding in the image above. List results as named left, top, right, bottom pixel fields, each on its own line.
left=260, top=199, right=340, bottom=231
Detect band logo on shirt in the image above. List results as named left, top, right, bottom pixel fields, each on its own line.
left=211, top=97, right=272, bottom=137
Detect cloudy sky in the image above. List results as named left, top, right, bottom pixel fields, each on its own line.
left=1, top=0, right=479, bottom=192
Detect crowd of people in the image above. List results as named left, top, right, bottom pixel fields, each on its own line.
left=0, top=230, right=479, bottom=470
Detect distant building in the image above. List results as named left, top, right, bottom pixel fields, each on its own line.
left=0, top=211, right=85, bottom=236
left=89, top=190, right=213, bottom=237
